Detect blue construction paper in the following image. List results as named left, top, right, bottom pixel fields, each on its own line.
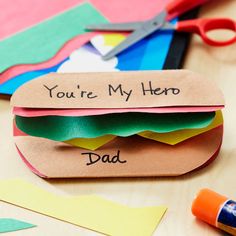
left=117, top=38, right=148, bottom=70
left=118, top=19, right=177, bottom=71
left=140, top=31, right=174, bottom=70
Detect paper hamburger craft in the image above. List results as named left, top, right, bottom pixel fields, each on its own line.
left=11, top=70, right=224, bottom=178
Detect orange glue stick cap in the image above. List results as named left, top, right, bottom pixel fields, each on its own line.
left=192, top=188, right=228, bottom=226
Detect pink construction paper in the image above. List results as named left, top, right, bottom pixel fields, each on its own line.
left=16, top=145, right=47, bottom=178
left=0, top=0, right=81, bottom=40
left=13, top=120, right=27, bottom=136
left=90, top=0, right=168, bottom=22
left=13, top=106, right=224, bottom=117
left=0, top=0, right=169, bottom=83
left=0, top=0, right=167, bottom=40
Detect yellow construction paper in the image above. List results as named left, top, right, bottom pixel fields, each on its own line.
left=0, top=179, right=167, bottom=236
left=91, top=34, right=126, bottom=55
left=104, top=34, right=126, bottom=46
left=64, top=135, right=116, bottom=150
left=139, top=110, right=223, bottom=145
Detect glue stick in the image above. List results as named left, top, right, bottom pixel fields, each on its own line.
left=192, top=189, right=236, bottom=235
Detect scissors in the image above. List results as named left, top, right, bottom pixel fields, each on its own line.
left=87, top=0, right=236, bottom=60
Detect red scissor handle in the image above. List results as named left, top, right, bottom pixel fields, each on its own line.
left=176, top=18, right=236, bottom=46
left=166, top=0, right=211, bottom=20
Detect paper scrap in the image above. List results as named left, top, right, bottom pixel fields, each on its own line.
left=0, top=58, right=66, bottom=94
left=139, top=110, right=223, bottom=145
left=0, top=2, right=107, bottom=72
left=0, top=218, right=36, bottom=233
left=15, top=112, right=215, bottom=141
left=0, top=179, right=167, bottom=236
left=65, top=135, right=116, bottom=150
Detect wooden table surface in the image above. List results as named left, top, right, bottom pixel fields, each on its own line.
left=0, top=0, right=236, bottom=235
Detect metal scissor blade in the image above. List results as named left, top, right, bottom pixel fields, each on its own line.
left=102, top=11, right=167, bottom=60
left=161, top=21, right=176, bottom=30
left=86, top=22, right=143, bottom=31
left=102, top=27, right=156, bottom=60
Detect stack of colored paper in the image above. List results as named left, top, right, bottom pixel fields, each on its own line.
left=0, top=0, right=194, bottom=95
left=11, top=70, right=225, bottom=178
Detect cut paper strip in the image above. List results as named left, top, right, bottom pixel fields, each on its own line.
left=0, top=0, right=168, bottom=84
left=0, top=179, right=167, bottom=236
left=65, top=135, right=116, bottom=150
left=139, top=110, right=223, bottom=145
left=10, top=71, right=225, bottom=109
left=0, top=60, right=66, bottom=95
left=13, top=106, right=224, bottom=117
left=0, top=3, right=107, bottom=73
left=14, top=126, right=223, bottom=178
left=0, top=218, right=35, bottom=233
left=15, top=112, right=215, bottom=140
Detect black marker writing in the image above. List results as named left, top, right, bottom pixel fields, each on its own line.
left=141, top=81, right=180, bottom=96
left=43, top=84, right=98, bottom=99
left=77, top=85, right=98, bottom=99
left=82, top=150, right=127, bottom=166
left=43, top=84, right=76, bottom=99
left=108, top=84, right=132, bottom=102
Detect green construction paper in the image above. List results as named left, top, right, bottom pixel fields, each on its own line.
left=15, top=112, right=216, bottom=141
left=0, top=218, right=36, bottom=233
left=0, top=2, right=107, bottom=72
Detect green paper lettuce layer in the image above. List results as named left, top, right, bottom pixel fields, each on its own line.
left=15, top=112, right=216, bottom=141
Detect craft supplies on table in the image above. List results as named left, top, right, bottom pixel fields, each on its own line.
left=192, top=189, right=236, bottom=236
